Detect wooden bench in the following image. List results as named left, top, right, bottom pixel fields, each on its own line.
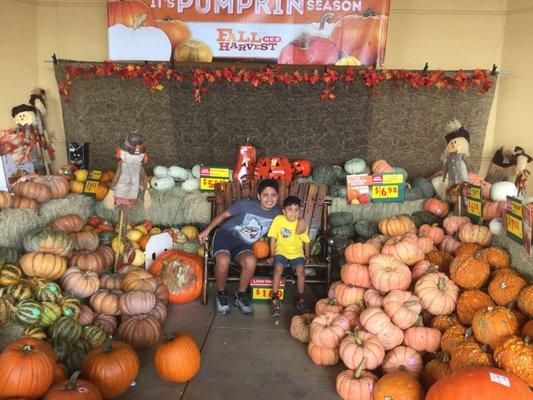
left=202, top=179, right=333, bottom=304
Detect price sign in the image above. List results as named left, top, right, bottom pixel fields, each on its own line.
left=372, top=185, right=399, bottom=199
left=200, top=166, right=231, bottom=191
left=83, top=170, right=102, bottom=196
left=506, top=196, right=523, bottom=245
left=200, top=177, right=229, bottom=191
left=252, top=287, right=285, bottom=300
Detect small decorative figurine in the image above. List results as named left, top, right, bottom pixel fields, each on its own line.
left=232, top=138, right=256, bottom=185
left=485, top=146, right=514, bottom=184
left=513, top=146, right=532, bottom=199
left=441, top=119, right=470, bottom=201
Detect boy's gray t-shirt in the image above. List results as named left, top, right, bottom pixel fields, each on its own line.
left=219, top=198, right=281, bottom=244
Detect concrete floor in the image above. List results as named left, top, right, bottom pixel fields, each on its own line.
left=117, top=283, right=342, bottom=400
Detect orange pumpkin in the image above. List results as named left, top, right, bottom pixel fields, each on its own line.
left=99, top=170, right=115, bottom=183
left=336, top=358, right=378, bottom=400
left=488, top=271, right=526, bottom=306
left=315, top=298, right=344, bottom=314
left=368, top=254, right=412, bottom=293
left=153, top=332, right=201, bottom=383
left=155, top=17, right=190, bottom=50
left=251, top=240, right=269, bottom=259
left=344, top=242, right=381, bottom=265
left=370, top=159, right=394, bottom=174
left=95, top=183, right=109, bottom=201
left=479, top=246, right=511, bottom=269
left=339, top=329, right=385, bottom=370
left=107, top=0, right=155, bottom=27
left=458, top=223, right=493, bottom=246
left=150, top=250, right=203, bottom=304
left=493, top=335, right=533, bottom=386
left=33, top=175, right=69, bottom=199
left=381, top=345, right=423, bottom=377
left=310, top=312, right=349, bottom=348
left=471, top=306, right=518, bottom=349
left=335, top=283, right=365, bottom=307
left=340, top=262, right=371, bottom=288
left=0, top=337, right=56, bottom=399
left=13, top=181, right=52, bottom=203
left=373, top=370, right=424, bottom=400
left=43, top=370, right=102, bottom=399
left=0, top=190, right=14, bottom=208
left=173, top=39, right=213, bottom=62
left=50, top=214, right=84, bottom=233
left=81, top=337, right=140, bottom=398
left=517, top=285, right=533, bottom=317
left=290, top=313, right=315, bottom=343
left=430, top=314, right=459, bottom=333
left=378, top=215, right=416, bottom=236
left=449, top=341, right=494, bottom=372
left=424, top=198, right=449, bottom=218
left=456, top=290, right=495, bottom=325
left=12, top=195, right=37, bottom=211
left=307, top=342, right=339, bottom=365
left=118, top=314, right=161, bottom=349
left=449, top=252, right=490, bottom=289
left=422, top=352, right=451, bottom=389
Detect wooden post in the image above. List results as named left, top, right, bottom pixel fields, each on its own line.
left=114, top=209, right=125, bottom=272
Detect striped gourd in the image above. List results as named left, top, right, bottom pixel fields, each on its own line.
left=82, top=324, right=107, bottom=348
left=24, top=326, right=47, bottom=340
left=65, top=339, right=91, bottom=374
left=40, top=301, right=62, bottom=327
left=58, top=295, right=81, bottom=319
left=0, top=264, right=22, bottom=286
left=14, top=299, right=42, bottom=326
left=50, top=315, right=82, bottom=342
left=6, top=282, right=33, bottom=302
left=34, top=281, right=62, bottom=302
left=0, top=297, right=13, bottom=326
left=0, top=246, right=18, bottom=264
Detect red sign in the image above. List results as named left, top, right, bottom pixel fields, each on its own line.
left=107, top=0, right=390, bottom=65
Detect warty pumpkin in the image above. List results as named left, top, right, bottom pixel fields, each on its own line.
left=449, top=252, right=490, bottom=289
left=493, top=335, right=533, bottom=386
left=517, top=284, right=533, bottom=317
left=488, top=271, right=526, bottom=306
left=339, top=329, right=385, bottom=370
left=153, top=332, right=201, bottom=383
left=455, top=242, right=484, bottom=258
left=335, top=357, right=378, bottom=400
left=430, top=314, right=460, bottom=333
left=422, top=352, right=451, bottom=389
left=456, top=289, right=495, bottom=325
left=440, top=325, right=475, bottom=354
left=472, top=306, right=519, bottom=349
left=81, top=337, right=140, bottom=398
left=449, top=341, right=494, bottom=372
left=479, top=246, right=511, bottom=269
left=425, top=250, right=453, bottom=274
left=373, top=370, right=424, bottom=400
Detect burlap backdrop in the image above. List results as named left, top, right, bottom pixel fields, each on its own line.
left=55, top=62, right=496, bottom=177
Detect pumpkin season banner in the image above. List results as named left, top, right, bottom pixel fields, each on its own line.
left=107, top=0, right=390, bottom=65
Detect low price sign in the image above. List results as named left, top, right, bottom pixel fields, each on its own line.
left=371, top=173, right=404, bottom=203
left=505, top=196, right=524, bottom=245
left=465, top=184, right=482, bottom=223
left=200, top=166, right=231, bottom=191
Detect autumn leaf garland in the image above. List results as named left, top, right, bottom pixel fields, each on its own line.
left=56, top=62, right=494, bottom=102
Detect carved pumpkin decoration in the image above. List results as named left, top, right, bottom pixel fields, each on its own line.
left=472, top=306, right=518, bottom=349
left=153, top=332, right=201, bottom=383
left=424, top=198, right=449, bottom=217
left=254, top=156, right=294, bottom=182
left=449, top=252, right=490, bottom=289
left=456, top=290, right=495, bottom=325
left=310, top=313, right=349, bottom=348
left=339, top=329, right=385, bottom=370
left=13, top=181, right=52, bottom=203
left=344, top=242, right=381, bottom=265
left=414, top=272, right=459, bottom=316
left=155, top=17, right=190, bottom=51
left=307, top=342, right=339, bottom=365
left=336, top=358, right=378, bottom=400
left=378, top=215, right=416, bottom=236
left=118, top=313, right=161, bottom=349
left=20, top=252, right=67, bottom=280
left=426, top=366, right=532, bottom=400
left=383, top=290, right=422, bottom=330
left=291, top=159, right=312, bottom=177
left=33, top=175, right=69, bottom=199
left=50, top=214, right=84, bottom=233
left=488, top=271, right=526, bottom=306
left=81, top=337, right=140, bottom=398
left=290, top=313, right=315, bottom=343
left=373, top=370, right=424, bottom=400
left=107, top=0, right=155, bottom=28
left=449, top=341, right=494, bottom=372
left=458, top=223, right=493, bottom=246
left=517, top=285, right=533, bottom=317
left=368, top=254, right=412, bottom=293
left=0, top=337, right=56, bottom=399
left=381, top=345, right=424, bottom=377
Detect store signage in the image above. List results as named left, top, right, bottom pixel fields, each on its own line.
left=371, top=173, right=404, bottom=203
left=464, top=184, right=482, bottom=223
left=250, top=277, right=285, bottom=301
left=83, top=170, right=102, bottom=196
left=346, top=174, right=372, bottom=205
left=505, top=196, right=523, bottom=245
left=200, top=166, right=231, bottom=191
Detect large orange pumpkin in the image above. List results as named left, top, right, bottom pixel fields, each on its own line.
left=472, top=306, right=518, bottom=349
left=107, top=0, right=155, bottom=28
left=43, top=370, right=102, bottom=399
left=155, top=17, right=190, bottom=50
left=150, top=250, right=203, bottom=304
left=153, top=332, right=201, bottom=383
left=425, top=367, right=532, bottom=400
left=251, top=240, right=269, bottom=259
left=0, top=337, right=56, bottom=399
left=81, top=337, right=140, bottom=398
left=373, top=370, right=424, bottom=400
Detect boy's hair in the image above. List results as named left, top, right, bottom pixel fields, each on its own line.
left=283, top=195, right=301, bottom=208
left=257, top=179, right=279, bottom=194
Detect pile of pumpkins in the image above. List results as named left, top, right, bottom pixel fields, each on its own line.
left=290, top=197, right=532, bottom=400
left=0, top=176, right=71, bottom=212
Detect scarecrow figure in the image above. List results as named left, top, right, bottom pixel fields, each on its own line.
left=103, top=134, right=151, bottom=270
left=512, top=146, right=532, bottom=199
left=485, top=146, right=514, bottom=184
left=10, top=104, right=38, bottom=165
left=441, top=119, right=471, bottom=201
left=29, top=88, right=54, bottom=165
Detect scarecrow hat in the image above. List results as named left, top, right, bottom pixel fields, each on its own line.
left=445, top=118, right=470, bottom=143
left=514, top=146, right=532, bottom=163
left=119, top=134, right=144, bottom=155
left=11, top=104, right=36, bottom=118
left=29, top=89, right=46, bottom=116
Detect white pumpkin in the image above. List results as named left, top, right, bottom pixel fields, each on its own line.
left=192, top=165, right=201, bottom=178
left=153, top=165, right=169, bottom=178
left=168, top=166, right=189, bottom=181
left=187, top=170, right=194, bottom=179
left=150, top=176, right=175, bottom=190
left=489, top=218, right=504, bottom=235
left=490, top=181, right=518, bottom=201
left=344, top=158, right=367, bottom=175
left=108, top=23, right=171, bottom=61
left=182, top=177, right=200, bottom=192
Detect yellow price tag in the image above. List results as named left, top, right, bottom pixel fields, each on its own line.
left=381, top=174, right=404, bottom=184
left=252, top=288, right=284, bottom=300
left=511, top=200, right=523, bottom=217
left=506, top=213, right=523, bottom=239
left=372, top=185, right=399, bottom=199
left=466, top=199, right=482, bottom=218
left=200, top=177, right=229, bottom=191
left=470, top=186, right=481, bottom=200
left=83, top=181, right=100, bottom=194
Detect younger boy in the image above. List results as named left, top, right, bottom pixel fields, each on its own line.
left=267, top=196, right=310, bottom=316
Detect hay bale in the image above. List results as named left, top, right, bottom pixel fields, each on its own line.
left=493, top=235, right=532, bottom=281
left=0, top=208, right=42, bottom=248
left=330, top=198, right=425, bottom=222
left=94, top=188, right=211, bottom=226
left=39, top=194, right=96, bottom=224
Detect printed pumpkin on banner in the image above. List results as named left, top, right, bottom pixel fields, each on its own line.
left=107, top=0, right=390, bottom=65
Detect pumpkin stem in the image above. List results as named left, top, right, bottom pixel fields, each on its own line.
left=21, top=344, right=34, bottom=353
left=354, top=357, right=367, bottom=379
left=163, top=332, right=175, bottom=341
left=437, top=276, right=447, bottom=292
left=436, top=351, right=450, bottom=363
left=66, top=371, right=82, bottom=391
left=103, top=336, right=113, bottom=353
left=416, top=315, right=424, bottom=327
left=363, top=8, right=376, bottom=17
left=352, top=330, right=363, bottom=346
left=403, top=300, right=420, bottom=308
left=464, top=327, right=473, bottom=338
left=398, top=365, right=407, bottom=372
left=318, top=13, right=334, bottom=30
left=524, top=336, right=530, bottom=345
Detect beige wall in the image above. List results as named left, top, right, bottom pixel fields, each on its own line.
left=2, top=0, right=526, bottom=176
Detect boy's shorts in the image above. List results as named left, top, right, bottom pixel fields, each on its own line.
left=212, top=229, right=253, bottom=262
left=273, top=255, right=305, bottom=269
